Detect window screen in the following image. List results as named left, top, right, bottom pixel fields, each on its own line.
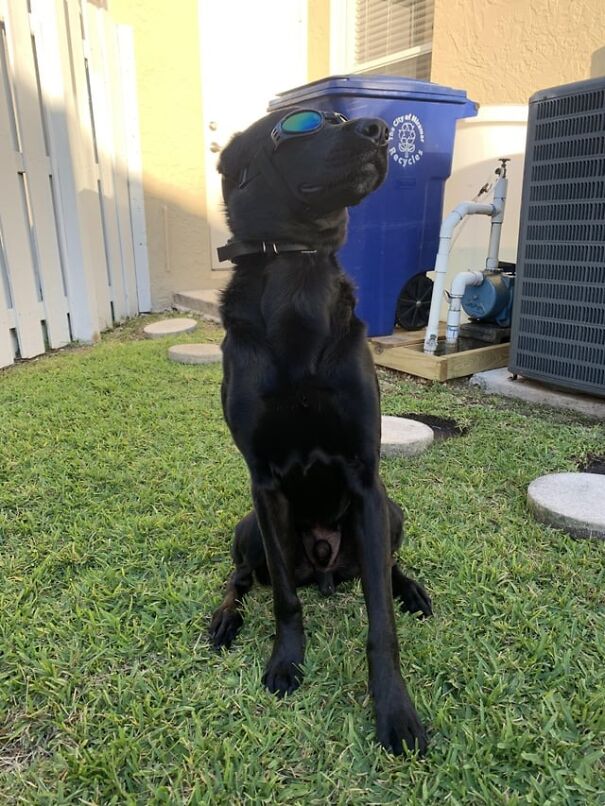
left=352, top=0, right=434, bottom=79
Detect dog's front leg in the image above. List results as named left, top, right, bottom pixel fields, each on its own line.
left=353, top=479, right=428, bottom=755
left=252, top=485, right=305, bottom=697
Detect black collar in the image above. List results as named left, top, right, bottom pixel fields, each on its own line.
left=217, top=240, right=318, bottom=263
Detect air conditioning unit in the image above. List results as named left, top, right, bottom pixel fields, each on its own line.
left=509, top=76, right=605, bottom=397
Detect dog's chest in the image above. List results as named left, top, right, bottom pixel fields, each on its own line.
left=261, top=259, right=336, bottom=376
left=222, top=258, right=367, bottom=471
left=252, top=379, right=357, bottom=473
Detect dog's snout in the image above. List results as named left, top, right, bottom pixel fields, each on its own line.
left=355, top=118, right=389, bottom=146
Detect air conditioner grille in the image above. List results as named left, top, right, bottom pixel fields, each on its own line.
left=527, top=202, right=605, bottom=221
left=522, top=262, right=605, bottom=285
left=519, top=316, right=605, bottom=346
left=534, top=134, right=605, bottom=161
left=509, top=78, right=605, bottom=397
left=535, top=88, right=604, bottom=119
left=529, top=180, right=605, bottom=202
left=531, top=157, right=605, bottom=183
left=535, top=112, right=605, bottom=140
left=519, top=298, right=605, bottom=326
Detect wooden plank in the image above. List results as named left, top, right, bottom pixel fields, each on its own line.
left=0, top=6, right=15, bottom=369
left=442, top=342, right=510, bottom=380
left=7, top=0, right=70, bottom=349
left=59, top=0, right=112, bottom=334
left=0, top=231, right=15, bottom=367
left=117, top=24, right=150, bottom=312
left=103, top=13, right=138, bottom=316
left=372, top=341, right=448, bottom=381
left=82, top=1, right=128, bottom=320
left=0, top=0, right=45, bottom=359
left=371, top=323, right=446, bottom=350
left=372, top=340, right=510, bottom=382
left=31, top=0, right=105, bottom=342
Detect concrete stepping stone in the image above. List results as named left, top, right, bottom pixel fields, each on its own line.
left=381, top=416, right=434, bottom=457
left=144, top=318, right=197, bottom=338
left=168, top=343, right=222, bottom=364
left=528, top=472, right=605, bottom=540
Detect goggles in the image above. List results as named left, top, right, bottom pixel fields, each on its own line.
left=270, top=109, right=348, bottom=150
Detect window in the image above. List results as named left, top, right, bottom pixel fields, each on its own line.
left=331, top=0, right=434, bottom=80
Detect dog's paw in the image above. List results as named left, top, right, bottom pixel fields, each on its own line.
left=208, top=606, right=243, bottom=650
left=262, top=656, right=303, bottom=697
left=375, top=693, right=428, bottom=756
left=395, top=578, right=433, bottom=619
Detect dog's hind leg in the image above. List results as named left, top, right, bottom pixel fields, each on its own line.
left=387, top=497, right=404, bottom=552
left=391, top=564, right=432, bottom=618
left=209, top=513, right=258, bottom=650
left=387, top=498, right=432, bottom=617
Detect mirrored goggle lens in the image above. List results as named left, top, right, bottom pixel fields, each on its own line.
left=281, top=110, right=324, bottom=134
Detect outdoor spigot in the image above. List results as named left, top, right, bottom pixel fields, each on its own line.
left=495, top=157, right=510, bottom=178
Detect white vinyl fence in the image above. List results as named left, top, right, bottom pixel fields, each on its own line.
left=0, top=0, right=149, bottom=369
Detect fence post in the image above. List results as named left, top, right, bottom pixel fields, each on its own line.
left=117, top=24, right=151, bottom=313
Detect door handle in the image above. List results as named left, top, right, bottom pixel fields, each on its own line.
left=209, top=142, right=222, bottom=153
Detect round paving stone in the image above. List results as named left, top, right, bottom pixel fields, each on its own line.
left=527, top=472, right=605, bottom=540
left=168, top=343, right=222, bottom=365
left=144, top=318, right=197, bottom=338
left=380, top=416, right=434, bottom=458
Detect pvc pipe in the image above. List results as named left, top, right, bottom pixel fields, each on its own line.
left=445, top=271, right=484, bottom=343
left=423, top=201, right=495, bottom=354
left=445, top=177, right=507, bottom=344
left=485, top=174, right=507, bottom=270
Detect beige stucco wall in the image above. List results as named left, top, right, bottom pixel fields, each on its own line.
left=432, top=0, right=605, bottom=104
left=308, top=0, right=331, bottom=80
left=305, top=0, right=605, bottom=101
left=109, top=0, right=212, bottom=309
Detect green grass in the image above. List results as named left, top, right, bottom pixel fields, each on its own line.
left=1, top=315, right=604, bottom=804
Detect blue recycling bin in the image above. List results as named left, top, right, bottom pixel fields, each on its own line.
left=269, top=75, right=477, bottom=336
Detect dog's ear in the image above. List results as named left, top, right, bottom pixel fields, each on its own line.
left=217, top=134, right=237, bottom=178
left=217, top=132, right=248, bottom=181
left=218, top=132, right=251, bottom=201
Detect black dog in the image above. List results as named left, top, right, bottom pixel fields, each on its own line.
left=209, top=107, right=432, bottom=754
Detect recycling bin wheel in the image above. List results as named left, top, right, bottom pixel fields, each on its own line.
left=395, top=273, right=434, bottom=330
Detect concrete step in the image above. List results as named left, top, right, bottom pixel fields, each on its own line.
left=173, top=289, right=222, bottom=323
left=144, top=318, right=198, bottom=338
left=168, top=343, right=222, bottom=364
left=380, top=416, right=434, bottom=457
left=528, top=473, right=605, bottom=540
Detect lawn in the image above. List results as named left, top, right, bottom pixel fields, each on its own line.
left=0, top=316, right=604, bottom=804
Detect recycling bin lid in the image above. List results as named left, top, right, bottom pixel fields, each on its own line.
left=269, top=74, right=477, bottom=108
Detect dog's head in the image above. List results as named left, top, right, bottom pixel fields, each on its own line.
left=218, top=108, right=388, bottom=248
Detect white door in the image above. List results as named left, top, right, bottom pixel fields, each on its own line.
left=199, top=0, right=308, bottom=271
